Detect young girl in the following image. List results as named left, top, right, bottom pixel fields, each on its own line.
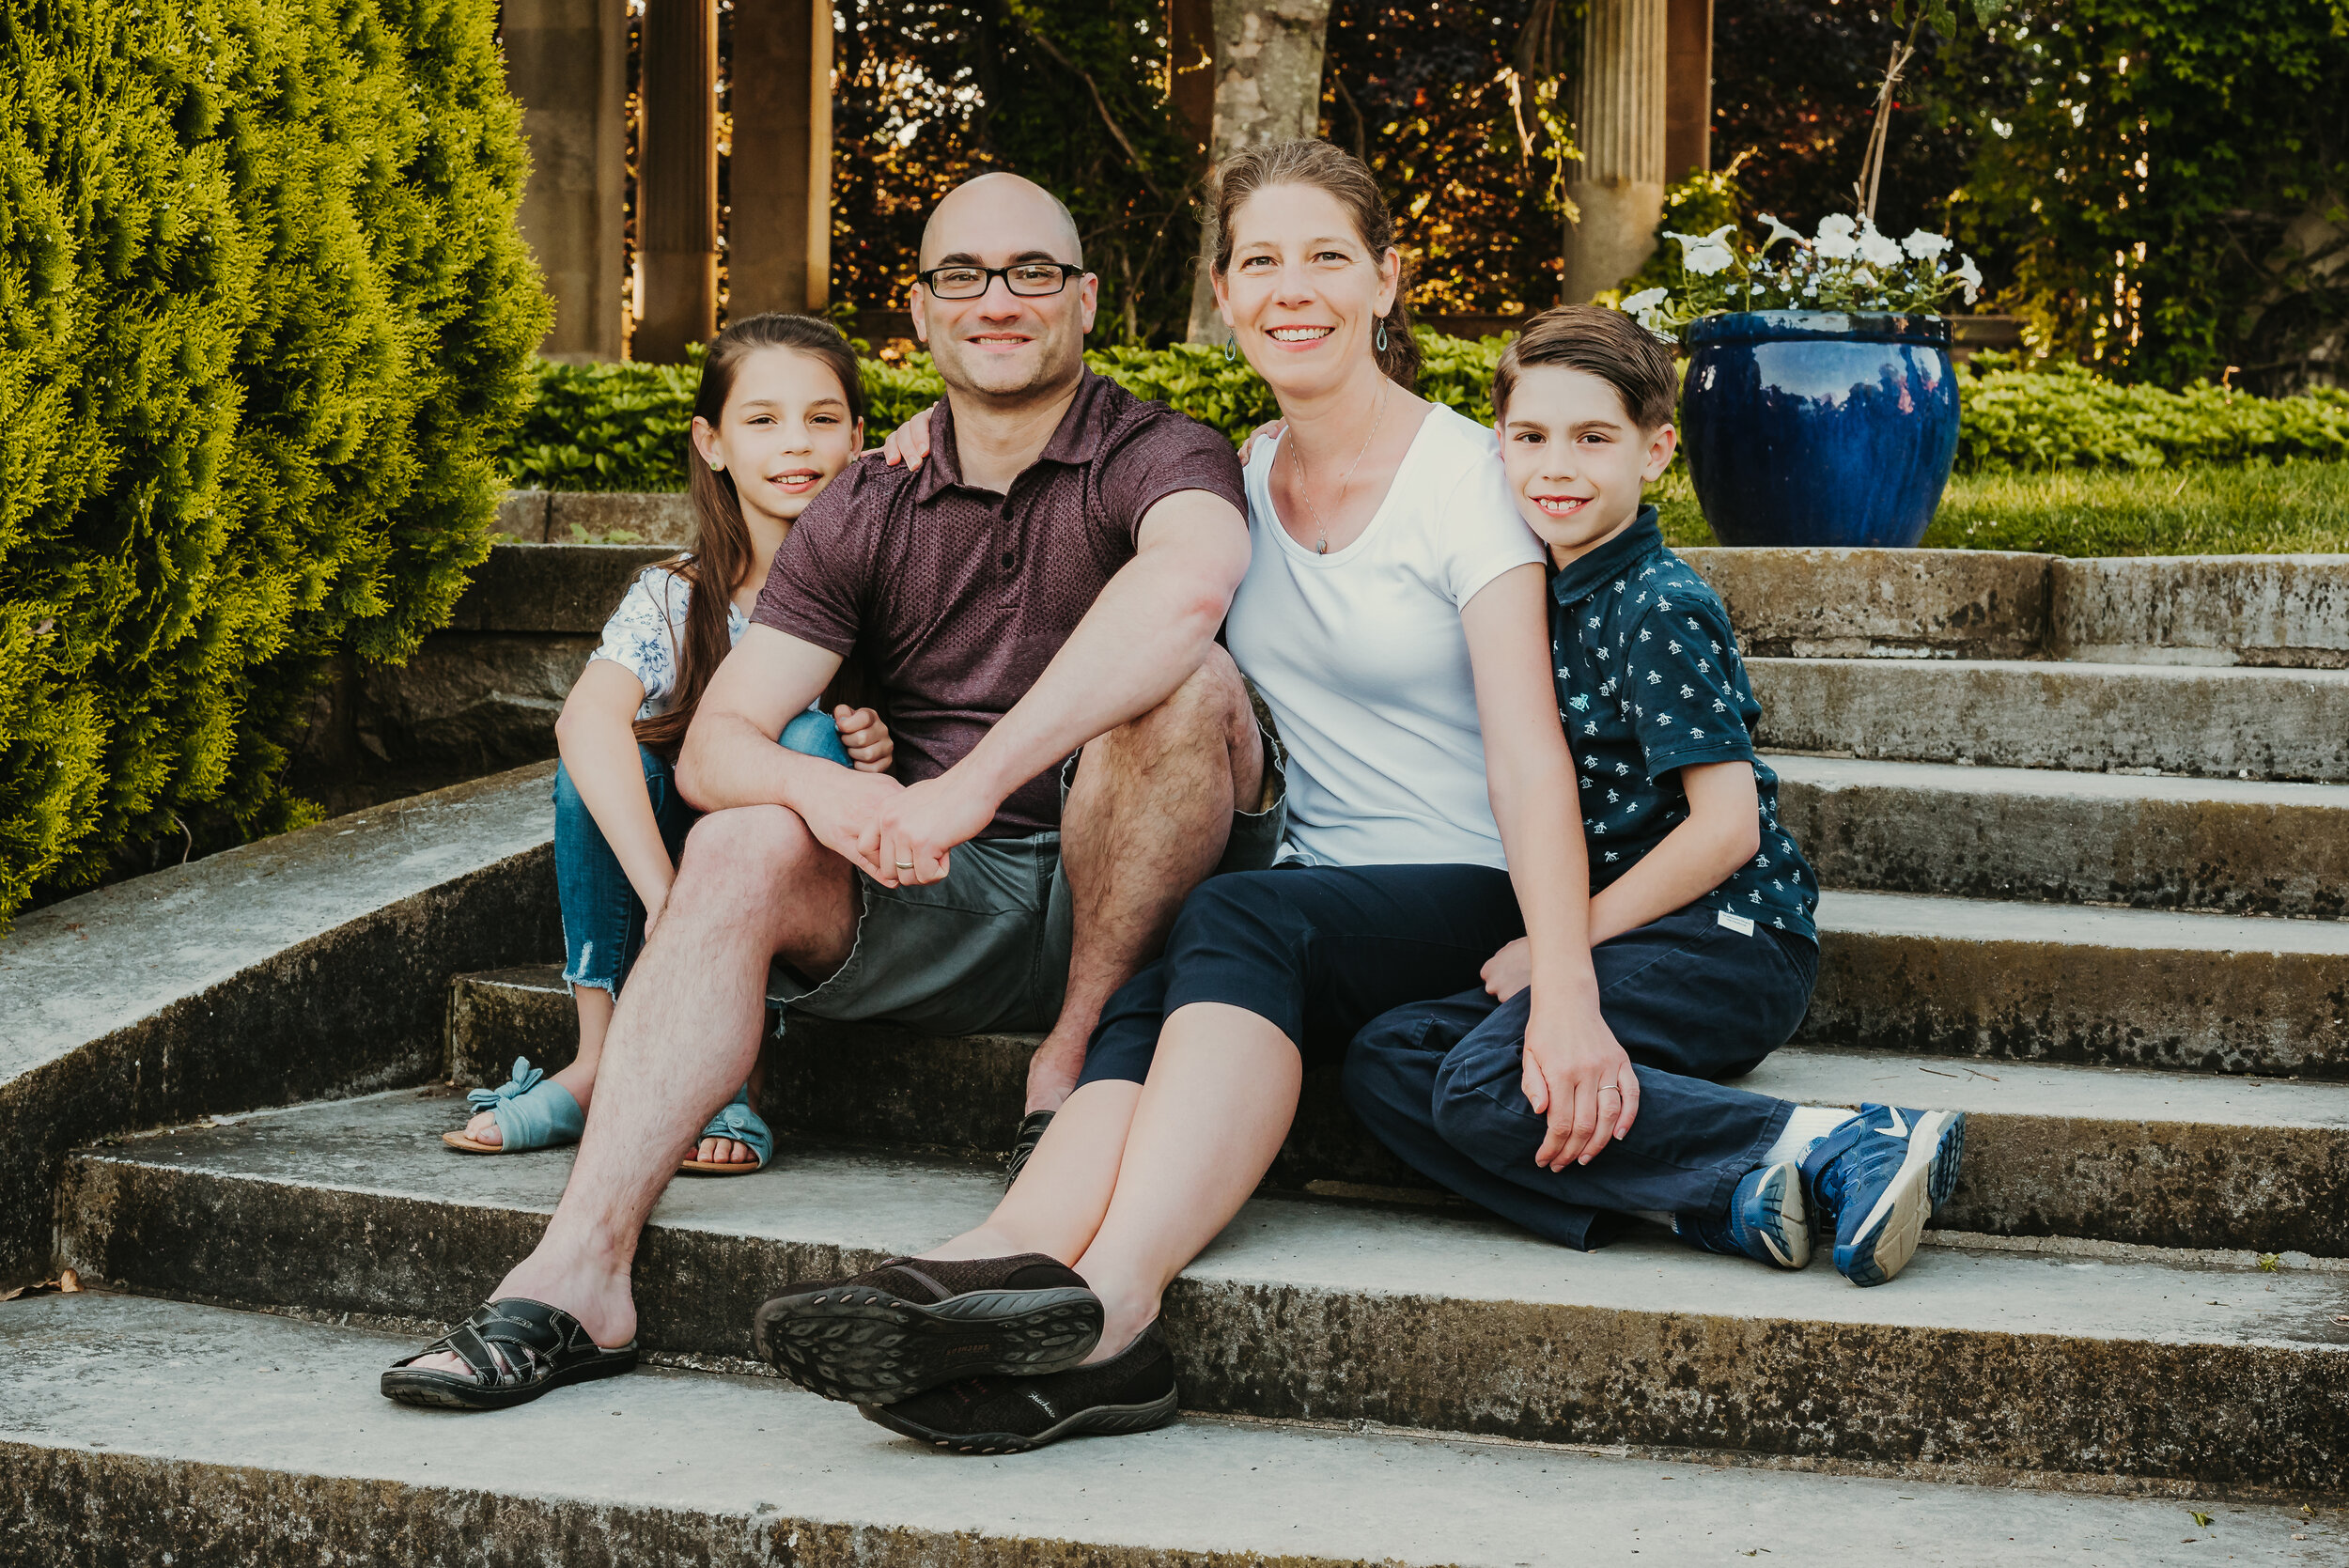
left=445, top=313, right=891, bottom=1172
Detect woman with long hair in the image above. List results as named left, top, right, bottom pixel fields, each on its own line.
left=443, top=313, right=892, bottom=1172
left=756, top=142, right=1626, bottom=1451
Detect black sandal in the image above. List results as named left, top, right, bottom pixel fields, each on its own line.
left=1004, top=1110, right=1054, bottom=1188
left=381, top=1298, right=637, bottom=1411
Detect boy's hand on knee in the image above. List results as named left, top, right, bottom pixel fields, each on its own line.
left=833, top=705, right=894, bottom=773
left=1481, top=938, right=1532, bottom=1001
left=1520, top=1008, right=1639, bottom=1171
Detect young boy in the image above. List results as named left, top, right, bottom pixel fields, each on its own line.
left=1342, top=305, right=1965, bottom=1286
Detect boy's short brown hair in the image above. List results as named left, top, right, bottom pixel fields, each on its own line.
left=1492, top=305, right=1678, bottom=430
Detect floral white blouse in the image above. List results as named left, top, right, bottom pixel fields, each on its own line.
left=588, top=562, right=751, bottom=720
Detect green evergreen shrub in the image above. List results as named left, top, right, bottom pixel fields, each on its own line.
left=0, top=0, right=546, bottom=923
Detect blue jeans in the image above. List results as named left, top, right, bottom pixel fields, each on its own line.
left=555, top=709, right=849, bottom=997
left=1342, top=904, right=1817, bottom=1250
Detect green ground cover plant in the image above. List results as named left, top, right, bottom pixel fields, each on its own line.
left=1655, top=461, right=2349, bottom=556
left=1, top=0, right=545, bottom=924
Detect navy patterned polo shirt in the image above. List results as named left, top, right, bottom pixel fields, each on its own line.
left=1548, top=507, right=1819, bottom=944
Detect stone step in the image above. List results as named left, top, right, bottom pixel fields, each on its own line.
left=8, top=1296, right=2320, bottom=1566
left=1772, top=754, right=2349, bottom=918
left=1749, top=658, right=2349, bottom=783
left=1683, top=546, right=2349, bottom=669
left=54, top=1094, right=2349, bottom=1493
left=443, top=968, right=2349, bottom=1254
left=1800, top=890, right=2349, bottom=1079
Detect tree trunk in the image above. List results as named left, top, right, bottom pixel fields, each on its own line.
left=1183, top=0, right=1334, bottom=344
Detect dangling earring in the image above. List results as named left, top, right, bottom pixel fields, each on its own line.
left=708, top=457, right=723, bottom=471
left=1224, top=337, right=1237, bottom=363
left=1376, top=320, right=1389, bottom=353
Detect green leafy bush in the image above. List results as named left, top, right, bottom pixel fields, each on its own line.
left=1958, top=358, right=2349, bottom=473
left=505, top=329, right=1510, bottom=491
left=0, top=0, right=546, bottom=922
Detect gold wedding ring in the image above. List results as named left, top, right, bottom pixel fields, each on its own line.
left=894, top=859, right=915, bottom=869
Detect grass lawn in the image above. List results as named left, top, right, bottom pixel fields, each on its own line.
left=1654, top=459, right=2349, bottom=556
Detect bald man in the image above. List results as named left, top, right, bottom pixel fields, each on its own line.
left=382, top=172, right=1278, bottom=1411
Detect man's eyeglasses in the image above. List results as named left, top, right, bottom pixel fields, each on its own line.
left=917, top=262, right=1087, bottom=300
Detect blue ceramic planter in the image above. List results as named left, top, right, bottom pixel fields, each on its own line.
left=1680, top=311, right=1960, bottom=549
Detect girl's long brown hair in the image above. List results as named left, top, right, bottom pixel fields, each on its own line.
left=633, top=313, right=867, bottom=759
left=1210, top=139, right=1422, bottom=393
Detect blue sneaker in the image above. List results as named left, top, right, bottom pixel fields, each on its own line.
left=1672, top=1160, right=1812, bottom=1270
left=1801, top=1104, right=1967, bottom=1287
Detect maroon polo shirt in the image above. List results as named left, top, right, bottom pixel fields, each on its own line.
left=752, top=369, right=1247, bottom=838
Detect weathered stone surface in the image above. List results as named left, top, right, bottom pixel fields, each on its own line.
left=8, top=1295, right=2300, bottom=1568
left=447, top=969, right=1427, bottom=1192
left=444, top=542, right=675, bottom=634
left=54, top=1107, right=2349, bottom=1490
left=550, top=489, right=697, bottom=545
left=1680, top=547, right=2050, bottom=660
left=350, top=632, right=594, bottom=785
left=0, top=766, right=560, bottom=1288
left=1806, top=891, right=2349, bottom=1078
left=492, top=488, right=553, bottom=542
left=448, top=969, right=2349, bottom=1252
left=1775, top=755, right=2349, bottom=917
left=1751, top=658, right=2349, bottom=782
left=2055, top=553, right=2349, bottom=669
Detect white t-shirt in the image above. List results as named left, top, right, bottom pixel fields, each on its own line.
left=588, top=561, right=752, bottom=721
left=1226, top=402, right=1546, bottom=870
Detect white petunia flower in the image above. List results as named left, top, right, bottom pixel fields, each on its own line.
left=1816, top=213, right=1857, bottom=241
left=1858, top=222, right=1905, bottom=269
left=1903, top=228, right=1952, bottom=260
left=1954, top=254, right=1983, bottom=305
left=1758, top=213, right=1806, bottom=251
left=1814, top=227, right=1859, bottom=261
left=1666, top=225, right=1738, bottom=276
left=1620, top=287, right=1669, bottom=314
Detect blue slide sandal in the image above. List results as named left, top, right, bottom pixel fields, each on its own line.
left=443, top=1058, right=584, bottom=1154
left=678, top=1082, right=773, bottom=1175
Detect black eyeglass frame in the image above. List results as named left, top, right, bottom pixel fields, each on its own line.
left=916, top=261, right=1089, bottom=300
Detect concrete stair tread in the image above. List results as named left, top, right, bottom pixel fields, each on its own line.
left=1751, top=1048, right=2349, bottom=1128
left=1769, top=751, right=2349, bottom=811
left=76, top=1092, right=2349, bottom=1347
left=6, top=1294, right=2315, bottom=1568
left=1763, top=655, right=2349, bottom=685
left=1815, top=888, right=2349, bottom=953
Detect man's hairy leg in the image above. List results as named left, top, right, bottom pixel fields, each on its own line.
left=1028, top=646, right=1264, bottom=1114
left=411, top=804, right=857, bottom=1376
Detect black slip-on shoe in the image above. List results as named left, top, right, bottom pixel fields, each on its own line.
left=754, top=1253, right=1102, bottom=1405
left=862, top=1323, right=1178, bottom=1454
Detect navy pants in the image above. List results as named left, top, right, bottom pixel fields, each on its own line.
left=1343, top=904, right=1817, bottom=1250
left=1077, top=863, right=1527, bottom=1087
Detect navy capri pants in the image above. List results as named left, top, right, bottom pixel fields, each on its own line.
left=1344, top=903, right=1817, bottom=1251
left=1077, top=862, right=1526, bottom=1088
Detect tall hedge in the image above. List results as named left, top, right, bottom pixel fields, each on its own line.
left=0, top=0, right=549, bottom=921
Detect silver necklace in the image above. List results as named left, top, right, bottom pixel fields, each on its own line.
left=1286, top=382, right=1389, bottom=555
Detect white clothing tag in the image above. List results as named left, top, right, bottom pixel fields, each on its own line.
left=1717, top=909, right=1756, bottom=937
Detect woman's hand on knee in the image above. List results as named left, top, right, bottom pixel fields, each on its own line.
left=1481, top=938, right=1531, bottom=1001
left=1518, top=1007, right=1639, bottom=1171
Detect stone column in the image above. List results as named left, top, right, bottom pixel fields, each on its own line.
left=1665, top=0, right=1713, bottom=180
left=729, top=0, right=833, bottom=318
left=636, top=0, right=718, bottom=362
left=1183, top=0, right=1334, bottom=343
left=1561, top=0, right=1666, bottom=303
left=504, top=0, right=628, bottom=361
